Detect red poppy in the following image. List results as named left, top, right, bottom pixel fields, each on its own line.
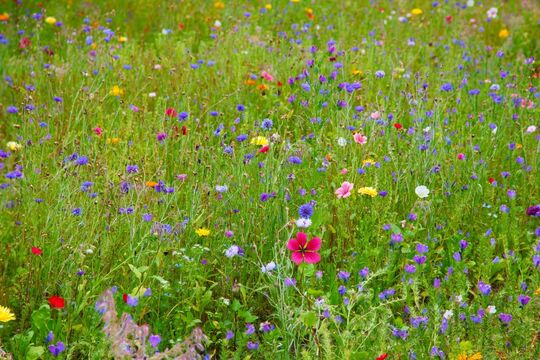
left=178, top=23, right=185, bottom=30
left=258, top=145, right=270, bottom=153
left=165, top=108, right=177, bottom=117
left=31, top=247, right=43, bottom=256
left=49, top=295, right=65, bottom=309
left=376, top=354, right=388, bottom=360
left=445, top=15, right=452, bottom=24
left=123, top=293, right=128, bottom=303
left=488, top=177, right=495, bottom=184
left=394, top=123, right=403, bottom=130
left=277, top=81, right=283, bottom=87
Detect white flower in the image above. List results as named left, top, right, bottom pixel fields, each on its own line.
left=467, top=0, right=475, bottom=7
left=149, top=92, right=157, bottom=97
left=296, top=218, right=312, bottom=228
left=161, top=28, right=172, bottom=35
left=337, top=137, right=347, bottom=147
left=215, top=185, right=228, bottom=193
left=455, top=295, right=463, bottom=303
left=526, top=125, right=536, bottom=133
left=214, top=20, right=222, bottom=28
left=487, top=7, right=498, bottom=19
left=487, top=305, right=497, bottom=314
left=225, top=245, right=240, bottom=258
left=261, top=261, right=276, bottom=273
left=443, top=310, right=454, bottom=319
left=415, top=185, right=430, bottom=198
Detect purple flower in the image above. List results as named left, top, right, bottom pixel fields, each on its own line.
left=149, top=334, right=161, bottom=348
left=48, top=342, right=65, bottom=356
left=247, top=341, right=259, bottom=350
left=284, top=278, right=296, bottom=287
left=126, top=295, right=138, bottom=307
left=225, top=330, right=234, bottom=340
left=478, top=281, right=491, bottom=296
left=526, top=205, right=540, bottom=217
left=518, top=294, right=531, bottom=306
left=498, top=313, right=513, bottom=324
left=245, top=323, right=255, bottom=335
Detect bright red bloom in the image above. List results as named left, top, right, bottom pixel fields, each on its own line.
left=165, top=108, right=178, bottom=117
left=376, top=354, right=388, bottom=360
left=287, top=232, right=321, bottom=265
left=31, top=247, right=43, bottom=256
left=181, top=126, right=187, bottom=135
left=258, top=145, right=270, bottom=153
left=394, top=123, right=403, bottom=130
left=19, top=37, right=31, bottom=49
left=488, top=177, right=495, bottom=184
left=445, top=15, right=452, bottom=24
left=48, top=295, right=65, bottom=309
left=123, top=293, right=128, bottom=303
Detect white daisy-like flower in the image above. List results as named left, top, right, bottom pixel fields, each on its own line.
left=415, top=185, right=430, bottom=199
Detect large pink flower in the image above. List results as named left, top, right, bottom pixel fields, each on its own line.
left=335, top=181, right=353, bottom=198
left=287, top=232, right=321, bottom=265
left=353, top=133, right=367, bottom=145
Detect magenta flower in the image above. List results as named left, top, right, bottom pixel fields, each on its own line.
left=335, top=181, right=353, bottom=198
left=353, top=133, right=367, bottom=145
left=287, top=232, right=321, bottom=265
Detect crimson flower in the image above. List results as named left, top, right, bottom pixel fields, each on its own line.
left=48, top=295, right=65, bottom=309
left=31, top=247, right=43, bottom=256
left=287, top=232, right=321, bottom=265
left=376, top=354, right=388, bottom=360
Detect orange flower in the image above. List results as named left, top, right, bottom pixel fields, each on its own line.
left=246, top=79, right=256, bottom=86
left=146, top=181, right=158, bottom=188
left=0, top=13, right=9, bottom=21
left=257, top=84, right=268, bottom=91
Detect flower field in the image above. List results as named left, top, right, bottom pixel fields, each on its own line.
left=0, top=1, right=539, bottom=359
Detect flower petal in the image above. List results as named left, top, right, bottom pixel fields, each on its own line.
left=303, top=252, right=321, bottom=264
left=287, top=238, right=300, bottom=251
left=305, top=237, right=321, bottom=251
left=291, top=252, right=304, bottom=265
left=296, top=232, right=307, bottom=248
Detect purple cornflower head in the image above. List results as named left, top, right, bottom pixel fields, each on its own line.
left=126, top=165, right=139, bottom=173
left=45, top=331, right=54, bottom=344
left=142, top=213, right=153, bottom=222
left=178, top=111, right=189, bottom=121
left=405, top=264, right=416, bottom=273
left=260, top=193, right=270, bottom=202
left=225, top=330, right=234, bottom=340
left=390, top=233, right=403, bottom=245
left=149, top=334, right=161, bottom=348
left=259, top=321, right=275, bottom=333
left=72, top=208, right=82, bottom=216
left=441, top=83, right=453, bottom=92
left=6, top=106, right=19, bottom=114
left=298, top=203, right=314, bottom=218
left=126, top=295, right=138, bottom=307
left=284, top=278, right=296, bottom=287
left=288, top=156, right=302, bottom=164
left=358, top=267, right=369, bottom=279
left=48, top=342, right=65, bottom=356
left=478, top=281, right=491, bottom=296
left=247, top=341, right=259, bottom=350
left=526, top=205, right=540, bottom=217
left=225, top=245, right=244, bottom=258
left=75, top=156, right=88, bottom=165
left=416, top=243, right=429, bottom=253
left=498, top=313, right=512, bottom=324
left=338, top=271, right=350, bottom=282
left=518, top=294, right=531, bottom=306
left=245, top=323, right=255, bottom=335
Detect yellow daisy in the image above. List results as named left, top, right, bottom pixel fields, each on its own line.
left=196, top=228, right=211, bottom=237
left=358, top=187, right=378, bottom=198
left=250, top=136, right=269, bottom=146
left=0, top=305, right=15, bottom=323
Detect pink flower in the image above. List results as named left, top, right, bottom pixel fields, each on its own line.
left=340, top=168, right=348, bottom=174
left=92, top=127, right=103, bottom=136
left=335, top=181, right=353, bottom=198
left=353, top=133, right=367, bottom=145
left=370, top=111, right=381, bottom=120
left=261, top=71, right=274, bottom=82
left=287, top=232, right=321, bottom=265
left=457, top=153, right=465, bottom=160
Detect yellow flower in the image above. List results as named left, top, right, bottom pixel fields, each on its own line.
left=362, top=158, right=375, bottom=166
left=358, top=187, right=378, bottom=198
left=0, top=13, right=9, bottom=21
left=6, top=141, right=22, bottom=152
left=498, top=28, right=509, bottom=39
left=0, top=305, right=15, bottom=322
left=106, top=137, right=121, bottom=145
left=291, top=0, right=300, bottom=3
left=196, top=228, right=210, bottom=237
left=118, top=36, right=128, bottom=42
left=265, top=4, right=272, bottom=10
left=214, top=1, right=225, bottom=9
left=411, top=8, right=423, bottom=15
left=250, top=136, right=269, bottom=146
left=352, top=69, right=363, bottom=76
left=535, top=287, right=540, bottom=295
left=110, top=85, right=124, bottom=97
left=45, top=16, right=57, bottom=25
left=469, top=353, right=482, bottom=360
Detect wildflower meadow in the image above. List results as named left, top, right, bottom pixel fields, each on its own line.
left=1, top=0, right=540, bottom=359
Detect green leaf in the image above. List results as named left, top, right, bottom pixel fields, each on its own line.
left=300, top=311, right=318, bottom=327
left=26, top=346, right=44, bottom=360
left=128, top=264, right=142, bottom=280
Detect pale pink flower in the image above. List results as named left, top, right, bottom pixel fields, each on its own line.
left=335, top=181, right=353, bottom=198
left=353, top=133, right=367, bottom=145
left=261, top=71, right=274, bottom=82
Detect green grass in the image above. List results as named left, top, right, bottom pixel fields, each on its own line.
left=0, top=0, right=539, bottom=359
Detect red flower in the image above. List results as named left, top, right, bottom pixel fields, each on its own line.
left=165, top=108, right=177, bottom=117
left=31, top=247, right=43, bottom=256
left=376, top=354, right=388, bottom=360
left=19, top=37, right=31, bottom=49
left=48, top=295, right=65, bottom=309
left=488, top=177, right=495, bottom=184
left=123, top=293, right=128, bottom=303
left=445, top=15, right=452, bottom=24
left=393, top=123, right=403, bottom=130
left=287, top=232, right=321, bottom=265
left=181, top=126, right=187, bottom=136
left=258, top=145, right=270, bottom=153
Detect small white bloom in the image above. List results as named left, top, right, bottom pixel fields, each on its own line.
left=415, top=185, right=430, bottom=198
left=296, top=218, right=312, bottom=228
left=225, top=245, right=240, bottom=258
left=215, top=185, right=228, bottom=193
left=149, top=92, right=157, bottom=97
left=467, top=0, right=474, bottom=7
left=261, top=261, right=276, bottom=273
left=487, top=7, right=498, bottom=19
left=455, top=295, right=463, bottom=303
left=487, top=305, right=497, bottom=314
left=526, top=125, right=536, bottom=133
left=85, top=248, right=94, bottom=254
left=337, top=137, right=347, bottom=147
left=214, top=20, right=222, bottom=28
left=443, top=310, right=454, bottom=319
